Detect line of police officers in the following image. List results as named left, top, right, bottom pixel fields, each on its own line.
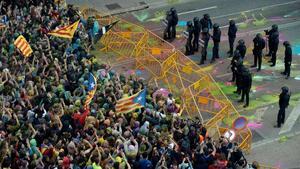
left=164, top=8, right=292, bottom=110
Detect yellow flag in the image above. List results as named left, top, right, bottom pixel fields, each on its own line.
left=48, top=20, right=80, bottom=39
left=14, top=35, right=33, bottom=57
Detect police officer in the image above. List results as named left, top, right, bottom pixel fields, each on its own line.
left=265, top=24, right=279, bottom=66
left=251, top=33, right=265, bottom=71
left=239, top=67, right=252, bottom=108
left=275, top=86, right=290, bottom=128
left=164, top=11, right=173, bottom=40
left=170, top=7, right=178, bottom=39
left=281, top=41, right=292, bottom=79
left=193, top=17, right=201, bottom=52
left=230, top=50, right=242, bottom=82
left=227, top=20, right=238, bottom=57
left=199, top=28, right=210, bottom=64
left=236, top=39, right=247, bottom=60
left=200, top=14, right=212, bottom=32
left=211, top=23, right=221, bottom=63
left=235, top=60, right=245, bottom=95
left=185, top=21, right=194, bottom=56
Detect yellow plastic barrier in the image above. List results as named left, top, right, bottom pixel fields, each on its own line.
left=82, top=8, right=252, bottom=153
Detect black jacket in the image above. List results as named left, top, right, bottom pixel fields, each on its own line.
left=279, top=93, right=290, bottom=109
left=186, top=26, right=194, bottom=41
left=284, top=45, right=292, bottom=64
left=228, top=24, right=237, bottom=39
left=212, top=28, right=221, bottom=43
left=200, top=18, right=212, bottom=31
left=253, top=36, right=265, bottom=54
left=236, top=44, right=247, bottom=59
left=241, top=70, right=252, bottom=89
left=193, top=21, right=201, bottom=35
left=267, top=29, right=279, bottom=45
left=171, top=12, right=178, bottom=26
left=201, top=32, right=210, bottom=47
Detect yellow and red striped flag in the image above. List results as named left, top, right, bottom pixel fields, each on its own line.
left=48, top=20, right=79, bottom=39
left=14, top=35, right=33, bottom=57
left=116, top=89, right=146, bottom=114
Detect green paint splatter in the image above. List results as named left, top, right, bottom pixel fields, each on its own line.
left=148, top=11, right=165, bottom=22
left=239, top=23, right=248, bottom=29
left=132, top=11, right=149, bottom=22
left=279, top=136, right=288, bottom=143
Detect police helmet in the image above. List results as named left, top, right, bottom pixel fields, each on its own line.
left=272, top=24, right=278, bottom=30
left=283, top=41, right=290, bottom=46
left=187, top=21, right=193, bottom=27
left=204, top=14, right=210, bottom=19
left=256, top=33, right=262, bottom=38
left=213, top=23, right=219, bottom=29
left=281, top=86, right=289, bottom=93
left=193, top=17, right=200, bottom=22
left=238, top=39, right=245, bottom=45
left=170, top=7, right=176, bottom=13
left=202, top=28, right=209, bottom=33
left=229, top=20, right=235, bottom=25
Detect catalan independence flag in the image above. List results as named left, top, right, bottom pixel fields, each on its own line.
left=14, top=35, right=33, bottom=57
left=116, top=89, right=146, bottom=114
left=48, top=20, right=80, bottom=39
left=84, top=73, right=97, bottom=108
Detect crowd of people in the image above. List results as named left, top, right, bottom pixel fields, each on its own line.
left=0, top=0, right=266, bottom=169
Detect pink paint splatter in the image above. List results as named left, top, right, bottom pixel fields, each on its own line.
left=247, top=122, right=263, bottom=129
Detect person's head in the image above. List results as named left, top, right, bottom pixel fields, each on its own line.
left=186, top=21, right=193, bottom=27
left=281, top=86, right=289, bottom=94
left=204, top=13, right=210, bottom=19
left=229, top=20, right=235, bottom=25
left=213, top=23, right=219, bottom=30
left=256, top=33, right=262, bottom=39
left=238, top=39, right=245, bottom=45
left=272, top=24, right=278, bottom=31
left=170, top=7, right=177, bottom=14
left=283, top=41, right=290, bottom=47
left=193, top=17, right=199, bottom=23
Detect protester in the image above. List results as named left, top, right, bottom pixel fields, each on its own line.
left=0, top=1, right=251, bottom=168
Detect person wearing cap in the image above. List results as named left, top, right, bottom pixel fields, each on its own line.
left=193, top=17, right=201, bottom=52
left=236, top=39, right=247, bottom=60
left=170, top=8, right=178, bottom=39
left=275, top=86, right=290, bottom=128
left=200, top=14, right=213, bottom=32
left=251, top=33, right=266, bottom=71
left=211, top=23, right=221, bottom=63
left=281, top=41, right=292, bottom=79
left=185, top=21, right=194, bottom=55
left=227, top=20, right=238, bottom=57
left=199, top=28, right=210, bottom=64
left=265, top=24, right=279, bottom=66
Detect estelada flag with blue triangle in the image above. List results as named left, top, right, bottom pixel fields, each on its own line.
left=48, top=20, right=80, bottom=39
left=115, top=89, right=146, bottom=114
left=84, top=73, right=97, bottom=108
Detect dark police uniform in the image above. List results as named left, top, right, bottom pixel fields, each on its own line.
left=251, top=33, right=265, bottom=71
left=185, top=21, right=194, bottom=56
left=265, top=24, right=279, bottom=66
left=227, top=20, right=238, bottom=57
left=193, top=17, right=201, bottom=52
left=239, top=68, right=252, bottom=108
left=281, top=41, right=292, bottom=79
left=235, top=61, right=244, bottom=95
left=275, top=87, right=290, bottom=128
left=200, top=28, right=210, bottom=64
left=170, top=8, right=178, bottom=39
left=200, top=14, right=212, bottom=32
left=164, top=11, right=173, bottom=40
left=231, top=50, right=242, bottom=82
left=236, top=39, right=247, bottom=60
left=211, top=23, right=221, bottom=63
